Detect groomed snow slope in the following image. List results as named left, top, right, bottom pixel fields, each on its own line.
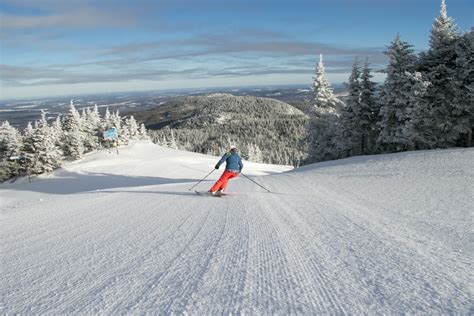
left=1, top=141, right=473, bottom=314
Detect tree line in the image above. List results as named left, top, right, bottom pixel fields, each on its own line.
left=308, top=0, right=472, bottom=163
left=0, top=101, right=149, bottom=182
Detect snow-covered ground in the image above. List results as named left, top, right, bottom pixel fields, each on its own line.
left=1, top=141, right=473, bottom=314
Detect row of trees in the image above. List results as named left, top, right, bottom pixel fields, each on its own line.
left=0, top=101, right=148, bottom=181
left=153, top=128, right=267, bottom=164
left=309, top=0, right=473, bottom=162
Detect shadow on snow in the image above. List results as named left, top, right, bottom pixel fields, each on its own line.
left=0, top=170, right=197, bottom=195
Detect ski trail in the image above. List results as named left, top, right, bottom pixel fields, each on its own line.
left=2, top=147, right=472, bottom=314
left=181, top=198, right=250, bottom=314
left=278, top=174, right=473, bottom=313
left=115, top=200, right=224, bottom=313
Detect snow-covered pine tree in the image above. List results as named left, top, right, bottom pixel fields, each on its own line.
left=21, top=122, right=37, bottom=176
left=22, top=111, right=62, bottom=175
left=139, top=123, right=149, bottom=140
left=103, top=107, right=113, bottom=130
left=51, top=115, right=65, bottom=155
left=0, top=121, right=22, bottom=159
left=63, top=100, right=85, bottom=159
left=109, top=111, right=129, bottom=146
left=246, top=143, right=263, bottom=163
left=308, top=54, right=345, bottom=162
left=311, top=54, right=341, bottom=112
left=358, top=58, right=378, bottom=154
left=339, top=58, right=362, bottom=155
left=452, top=28, right=474, bottom=147
left=24, top=122, right=34, bottom=138
left=83, top=106, right=101, bottom=151
left=403, top=71, right=434, bottom=149
left=0, top=121, right=23, bottom=181
left=168, top=129, right=178, bottom=149
left=37, top=110, right=62, bottom=172
left=81, top=108, right=95, bottom=152
left=377, top=34, right=419, bottom=152
left=90, top=104, right=103, bottom=131
left=126, top=115, right=140, bottom=140
left=419, top=0, right=463, bottom=147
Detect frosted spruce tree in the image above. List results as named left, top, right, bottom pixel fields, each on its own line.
left=89, top=104, right=103, bottom=131
left=139, top=123, right=149, bottom=140
left=103, top=107, right=113, bottom=130
left=358, top=59, right=378, bottom=154
left=110, top=110, right=130, bottom=146
left=420, top=0, right=464, bottom=147
left=309, top=54, right=345, bottom=162
left=403, top=71, right=433, bottom=149
left=22, top=111, right=62, bottom=175
left=36, top=111, right=62, bottom=172
left=245, top=143, right=263, bottom=163
left=63, top=100, right=85, bottom=159
left=311, top=54, right=341, bottom=112
left=0, top=121, right=23, bottom=181
left=339, top=58, right=362, bottom=156
left=51, top=115, right=65, bottom=154
left=377, top=34, right=419, bottom=152
left=452, top=28, right=474, bottom=146
left=126, top=115, right=140, bottom=140
left=82, top=106, right=101, bottom=151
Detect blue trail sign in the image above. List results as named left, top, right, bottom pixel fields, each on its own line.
left=103, top=128, right=118, bottom=140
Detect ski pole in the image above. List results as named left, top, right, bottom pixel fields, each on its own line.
left=188, top=169, right=216, bottom=191
left=241, top=173, right=271, bottom=193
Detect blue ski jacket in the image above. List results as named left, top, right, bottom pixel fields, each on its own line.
left=216, top=152, right=243, bottom=172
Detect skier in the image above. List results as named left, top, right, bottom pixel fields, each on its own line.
left=209, top=145, right=243, bottom=195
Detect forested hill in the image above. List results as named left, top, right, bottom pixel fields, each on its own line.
left=134, top=93, right=309, bottom=166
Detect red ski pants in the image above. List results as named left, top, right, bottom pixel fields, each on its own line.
left=210, top=170, right=239, bottom=192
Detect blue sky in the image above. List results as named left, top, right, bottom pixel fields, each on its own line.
left=0, top=0, right=472, bottom=100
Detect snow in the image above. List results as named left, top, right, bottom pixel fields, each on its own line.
left=1, top=141, right=473, bottom=314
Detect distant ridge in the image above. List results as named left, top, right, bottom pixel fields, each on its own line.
left=134, top=94, right=308, bottom=165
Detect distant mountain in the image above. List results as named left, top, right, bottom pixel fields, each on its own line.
left=134, top=94, right=309, bottom=166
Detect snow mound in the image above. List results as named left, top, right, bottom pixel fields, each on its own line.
left=1, top=144, right=472, bottom=314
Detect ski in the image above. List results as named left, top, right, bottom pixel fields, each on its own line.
left=195, top=190, right=224, bottom=197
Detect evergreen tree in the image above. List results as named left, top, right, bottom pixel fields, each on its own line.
left=377, top=34, right=419, bottom=152
left=139, top=123, right=149, bottom=140
left=0, top=121, right=23, bottom=181
left=108, top=111, right=129, bottom=146
left=168, top=130, right=178, bottom=149
left=38, top=110, right=62, bottom=172
left=24, top=122, right=34, bottom=138
left=308, top=54, right=345, bottom=162
left=82, top=107, right=100, bottom=151
left=420, top=0, right=463, bottom=147
left=452, top=28, right=474, bottom=146
left=103, top=107, right=113, bottom=130
left=126, top=115, right=140, bottom=140
left=0, top=121, right=22, bottom=159
left=22, top=111, right=62, bottom=175
left=340, top=58, right=362, bottom=155
left=90, top=104, right=103, bottom=131
left=403, top=71, right=434, bottom=149
left=358, top=59, right=378, bottom=154
left=51, top=115, right=65, bottom=156
left=246, top=143, right=263, bottom=163
left=311, top=54, right=341, bottom=111
left=63, top=100, right=85, bottom=159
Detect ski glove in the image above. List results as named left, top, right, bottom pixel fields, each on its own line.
left=215, top=164, right=219, bottom=169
